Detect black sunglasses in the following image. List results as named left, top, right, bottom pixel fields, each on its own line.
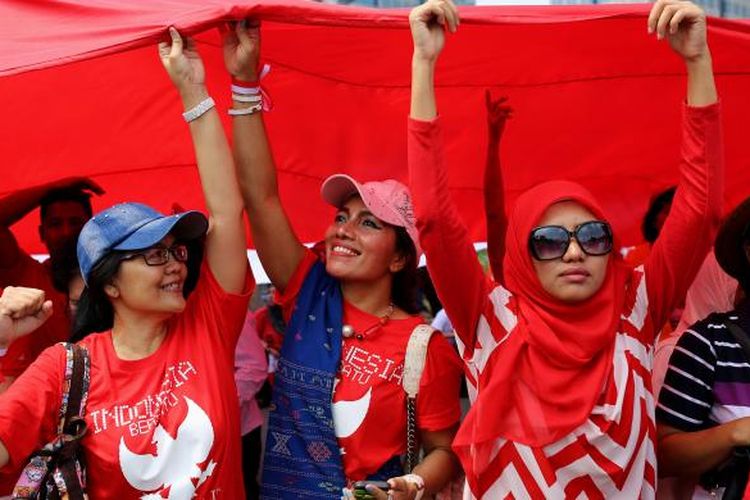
left=122, top=244, right=189, bottom=266
left=529, top=221, right=613, bottom=261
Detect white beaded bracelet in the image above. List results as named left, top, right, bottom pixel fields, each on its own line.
left=232, top=93, right=262, bottom=103
left=0, top=345, right=7, bottom=357
left=231, top=83, right=262, bottom=96
left=402, top=474, right=425, bottom=500
left=182, top=96, right=216, bottom=123
left=228, top=103, right=263, bottom=117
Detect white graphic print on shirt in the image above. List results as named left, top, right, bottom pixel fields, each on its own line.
left=332, top=385, right=371, bottom=438
left=332, top=344, right=403, bottom=438
left=119, top=396, right=216, bottom=500
left=339, top=344, right=403, bottom=386
left=89, top=361, right=198, bottom=437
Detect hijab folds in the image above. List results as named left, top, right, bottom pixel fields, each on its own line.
left=454, top=181, right=631, bottom=486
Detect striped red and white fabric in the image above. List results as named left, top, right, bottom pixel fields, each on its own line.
left=408, top=101, right=721, bottom=499
left=456, top=268, right=656, bottom=499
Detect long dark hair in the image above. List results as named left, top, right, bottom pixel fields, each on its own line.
left=642, top=186, right=676, bottom=244
left=71, top=238, right=205, bottom=342
left=71, top=252, right=121, bottom=342
left=391, top=226, right=419, bottom=314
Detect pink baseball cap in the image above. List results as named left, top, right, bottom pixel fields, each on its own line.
left=321, top=174, right=422, bottom=257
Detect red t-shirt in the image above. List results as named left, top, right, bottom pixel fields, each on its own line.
left=0, top=263, right=252, bottom=499
left=0, top=253, right=69, bottom=379
left=276, top=251, right=463, bottom=481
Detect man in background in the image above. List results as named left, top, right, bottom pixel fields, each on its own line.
left=0, top=176, right=102, bottom=392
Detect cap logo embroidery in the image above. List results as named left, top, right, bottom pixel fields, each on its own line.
left=395, top=192, right=415, bottom=229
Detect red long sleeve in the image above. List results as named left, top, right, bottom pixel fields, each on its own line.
left=644, top=102, right=723, bottom=336
left=408, top=117, right=490, bottom=358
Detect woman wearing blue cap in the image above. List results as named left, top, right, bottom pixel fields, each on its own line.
left=0, top=28, right=252, bottom=498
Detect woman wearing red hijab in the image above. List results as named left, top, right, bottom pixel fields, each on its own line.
left=407, top=0, right=722, bottom=497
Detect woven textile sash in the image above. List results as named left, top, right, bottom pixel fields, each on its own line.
left=261, top=261, right=346, bottom=499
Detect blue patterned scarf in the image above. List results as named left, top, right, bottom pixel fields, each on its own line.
left=261, top=261, right=346, bottom=498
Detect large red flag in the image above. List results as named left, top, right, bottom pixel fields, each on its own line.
left=1, top=0, right=749, bottom=254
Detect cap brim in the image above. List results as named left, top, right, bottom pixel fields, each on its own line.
left=113, top=211, right=208, bottom=251
left=715, top=198, right=750, bottom=281
left=320, top=174, right=363, bottom=209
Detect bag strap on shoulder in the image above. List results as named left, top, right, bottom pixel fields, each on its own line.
left=58, top=343, right=91, bottom=435
left=13, top=344, right=91, bottom=500
left=402, top=324, right=437, bottom=399
left=402, top=324, right=438, bottom=473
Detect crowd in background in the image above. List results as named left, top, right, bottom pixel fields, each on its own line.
left=0, top=0, right=744, bottom=498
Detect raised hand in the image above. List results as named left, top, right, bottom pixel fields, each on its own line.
left=223, top=20, right=261, bottom=82
left=52, top=176, right=105, bottom=196
left=0, top=287, right=53, bottom=348
left=158, top=27, right=206, bottom=95
left=648, top=0, right=709, bottom=62
left=409, top=0, right=460, bottom=62
left=485, top=91, right=513, bottom=141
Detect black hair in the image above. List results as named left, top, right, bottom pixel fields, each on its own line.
left=416, top=266, right=442, bottom=317
left=71, top=237, right=205, bottom=342
left=182, top=236, right=204, bottom=296
left=642, top=186, right=676, bottom=244
left=49, top=246, right=80, bottom=294
left=71, top=252, right=121, bottom=342
left=40, top=188, right=93, bottom=222
left=391, top=226, right=420, bottom=315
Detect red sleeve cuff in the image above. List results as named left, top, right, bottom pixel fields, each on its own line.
left=408, top=115, right=440, bottom=130
left=685, top=99, right=721, bottom=116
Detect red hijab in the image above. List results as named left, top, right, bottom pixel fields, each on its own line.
left=454, top=181, right=630, bottom=490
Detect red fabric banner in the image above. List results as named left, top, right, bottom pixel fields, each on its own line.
left=1, top=1, right=749, bottom=254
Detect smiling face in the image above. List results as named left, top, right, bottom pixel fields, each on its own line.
left=323, top=196, right=406, bottom=284
left=531, top=201, right=610, bottom=303
left=106, top=235, right=188, bottom=319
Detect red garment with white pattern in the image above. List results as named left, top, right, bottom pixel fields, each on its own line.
left=408, top=103, right=723, bottom=498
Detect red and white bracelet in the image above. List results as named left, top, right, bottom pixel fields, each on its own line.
left=229, top=63, right=273, bottom=117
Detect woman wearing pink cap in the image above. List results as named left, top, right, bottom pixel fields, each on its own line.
left=223, top=22, right=463, bottom=500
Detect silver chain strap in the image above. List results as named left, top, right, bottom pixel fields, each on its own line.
left=405, top=397, right=418, bottom=473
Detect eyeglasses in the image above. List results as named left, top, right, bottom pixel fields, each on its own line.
left=123, top=244, right=189, bottom=266
left=528, top=221, right=613, bottom=261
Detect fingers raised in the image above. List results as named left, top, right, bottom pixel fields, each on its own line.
left=411, top=0, right=460, bottom=33
left=443, top=0, right=460, bottom=33
left=84, top=178, right=105, bottom=195
left=168, top=27, right=183, bottom=57
left=236, top=19, right=257, bottom=47
left=648, top=0, right=701, bottom=39
left=656, top=3, right=680, bottom=39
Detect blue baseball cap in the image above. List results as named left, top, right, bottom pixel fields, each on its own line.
left=77, top=202, right=208, bottom=285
